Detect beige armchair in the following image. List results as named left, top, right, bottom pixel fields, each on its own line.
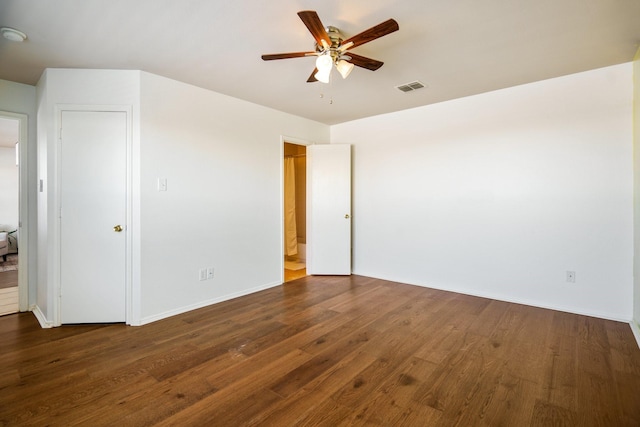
left=0, top=232, right=7, bottom=262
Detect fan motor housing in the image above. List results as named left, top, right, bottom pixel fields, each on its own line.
left=315, top=26, right=348, bottom=64
left=326, top=26, right=344, bottom=46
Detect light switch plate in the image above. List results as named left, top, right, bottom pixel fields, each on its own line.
left=158, top=178, right=167, bottom=192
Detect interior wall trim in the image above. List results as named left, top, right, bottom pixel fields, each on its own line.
left=631, top=320, right=640, bottom=350
left=30, top=304, right=53, bottom=328
left=138, top=280, right=283, bottom=326
left=356, top=272, right=633, bottom=324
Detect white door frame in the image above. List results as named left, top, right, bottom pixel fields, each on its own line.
left=0, top=110, right=29, bottom=311
left=54, top=105, right=133, bottom=325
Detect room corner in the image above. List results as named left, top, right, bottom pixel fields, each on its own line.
left=633, top=46, right=640, bottom=347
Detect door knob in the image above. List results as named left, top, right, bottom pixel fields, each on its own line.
left=345, top=214, right=350, bottom=219
left=113, top=225, right=123, bottom=232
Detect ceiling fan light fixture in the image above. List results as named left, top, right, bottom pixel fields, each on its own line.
left=314, top=68, right=331, bottom=84
left=315, top=53, right=333, bottom=72
left=261, top=11, right=399, bottom=84
left=336, top=60, right=354, bottom=79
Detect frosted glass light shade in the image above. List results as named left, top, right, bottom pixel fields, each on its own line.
left=315, top=54, right=333, bottom=72
left=336, top=60, right=354, bottom=79
left=314, top=68, right=331, bottom=83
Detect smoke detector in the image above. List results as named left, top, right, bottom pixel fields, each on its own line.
left=1, top=27, right=27, bottom=42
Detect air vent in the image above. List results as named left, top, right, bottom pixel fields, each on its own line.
left=396, top=81, right=426, bottom=93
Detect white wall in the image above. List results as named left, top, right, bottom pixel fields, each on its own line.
left=139, top=72, right=328, bottom=322
left=0, top=147, right=18, bottom=234
left=633, top=49, right=640, bottom=340
left=0, top=79, right=37, bottom=306
left=332, top=63, right=633, bottom=321
left=33, top=64, right=633, bottom=327
left=35, top=74, right=49, bottom=322
left=36, top=69, right=140, bottom=325
left=35, top=68, right=329, bottom=326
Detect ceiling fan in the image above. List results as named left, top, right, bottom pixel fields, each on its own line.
left=261, top=11, right=399, bottom=83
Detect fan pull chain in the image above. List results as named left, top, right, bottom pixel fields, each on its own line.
left=330, top=75, right=333, bottom=104
left=318, top=75, right=334, bottom=105
left=319, top=92, right=333, bottom=105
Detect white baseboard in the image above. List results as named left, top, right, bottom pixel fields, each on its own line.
left=630, top=320, right=640, bottom=350
left=353, top=271, right=632, bottom=323
left=138, top=280, right=283, bottom=326
left=30, top=304, right=54, bottom=328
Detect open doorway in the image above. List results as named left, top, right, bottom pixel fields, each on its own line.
left=0, top=115, right=20, bottom=315
left=284, top=142, right=308, bottom=282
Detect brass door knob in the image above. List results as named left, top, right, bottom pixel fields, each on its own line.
left=345, top=214, right=350, bottom=219
left=113, top=225, right=123, bottom=232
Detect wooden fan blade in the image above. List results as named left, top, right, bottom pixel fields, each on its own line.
left=347, top=53, right=384, bottom=71
left=342, top=19, right=399, bottom=49
left=297, top=10, right=331, bottom=47
left=307, top=68, right=319, bottom=82
left=262, top=52, right=314, bottom=61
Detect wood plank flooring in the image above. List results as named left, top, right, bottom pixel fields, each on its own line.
left=0, top=270, right=18, bottom=290
left=0, top=287, right=18, bottom=316
left=1, top=275, right=639, bottom=426
left=0, top=271, right=20, bottom=316
left=284, top=267, right=307, bottom=283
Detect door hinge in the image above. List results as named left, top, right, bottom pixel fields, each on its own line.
left=59, top=127, right=63, bottom=140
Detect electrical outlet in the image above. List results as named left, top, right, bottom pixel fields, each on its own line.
left=207, top=267, right=214, bottom=279
left=199, top=268, right=207, bottom=281
left=566, top=271, right=576, bottom=283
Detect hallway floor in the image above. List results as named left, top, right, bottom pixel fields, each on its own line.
left=284, top=268, right=307, bottom=283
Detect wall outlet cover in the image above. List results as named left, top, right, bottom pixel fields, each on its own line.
left=566, top=271, right=576, bottom=283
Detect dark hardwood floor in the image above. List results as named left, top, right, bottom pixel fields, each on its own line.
left=1, top=275, right=639, bottom=426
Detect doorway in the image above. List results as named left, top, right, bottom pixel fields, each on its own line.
left=0, top=114, right=22, bottom=316
left=283, top=142, right=307, bottom=282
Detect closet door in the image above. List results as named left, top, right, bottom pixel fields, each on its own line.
left=60, top=110, right=127, bottom=323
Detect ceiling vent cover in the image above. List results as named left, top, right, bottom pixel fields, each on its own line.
left=396, top=81, right=425, bottom=92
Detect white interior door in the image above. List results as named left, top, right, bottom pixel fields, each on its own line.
left=307, top=144, right=351, bottom=275
left=60, top=110, right=127, bottom=323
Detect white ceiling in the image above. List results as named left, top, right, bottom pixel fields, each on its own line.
left=0, top=0, right=638, bottom=125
